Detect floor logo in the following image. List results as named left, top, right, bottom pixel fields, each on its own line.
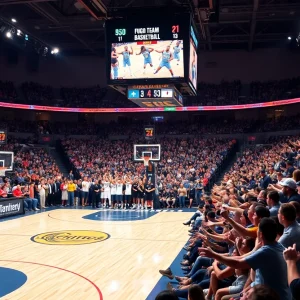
left=31, top=230, right=110, bottom=245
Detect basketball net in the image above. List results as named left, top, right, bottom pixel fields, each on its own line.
left=0, top=167, right=6, bottom=176
left=143, top=157, right=150, bottom=167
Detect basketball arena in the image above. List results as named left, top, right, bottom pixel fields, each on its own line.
left=1, top=0, right=300, bottom=300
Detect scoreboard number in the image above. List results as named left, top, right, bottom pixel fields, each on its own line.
left=147, top=90, right=151, bottom=97
left=172, top=25, right=179, bottom=39
left=0, top=133, right=6, bottom=142
left=0, top=130, right=7, bottom=144
left=172, top=25, right=179, bottom=33
left=154, top=89, right=161, bottom=97
left=145, top=128, right=153, bottom=136
left=144, top=127, right=155, bottom=140
left=140, top=90, right=144, bottom=97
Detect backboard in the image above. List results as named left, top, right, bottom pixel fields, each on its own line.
left=133, top=144, right=161, bottom=162
left=0, top=151, right=14, bottom=176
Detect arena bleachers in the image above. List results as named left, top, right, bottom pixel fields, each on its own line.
left=1, top=77, right=300, bottom=108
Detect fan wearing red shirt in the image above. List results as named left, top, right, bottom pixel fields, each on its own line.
left=0, top=184, right=7, bottom=198
left=13, top=185, right=24, bottom=197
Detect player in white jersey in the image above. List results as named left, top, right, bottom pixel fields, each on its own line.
left=116, top=178, right=124, bottom=209
left=110, top=179, right=117, bottom=208
left=124, top=176, right=132, bottom=209
left=101, top=175, right=111, bottom=208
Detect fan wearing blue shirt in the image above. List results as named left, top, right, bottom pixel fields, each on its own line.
left=199, top=218, right=292, bottom=300
left=278, top=203, right=300, bottom=273
left=267, top=190, right=281, bottom=217
left=260, top=169, right=272, bottom=189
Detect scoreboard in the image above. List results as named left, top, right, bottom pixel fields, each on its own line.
left=106, top=10, right=199, bottom=99
left=0, top=129, right=7, bottom=145
left=144, top=126, right=155, bottom=140
left=112, top=22, right=185, bottom=43
left=106, top=12, right=193, bottom=85
left=128, top=84, right=183, bottom=107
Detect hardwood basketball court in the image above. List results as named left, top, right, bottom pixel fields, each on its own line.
left=0, top=208, right=190, bottom=299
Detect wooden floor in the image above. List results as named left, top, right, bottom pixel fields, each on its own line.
left=0, top=209, right=190, bottom=300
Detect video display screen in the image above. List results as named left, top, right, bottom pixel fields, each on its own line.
left=106, top=14, right=190, bottom=84
left=189, top=38, right=197, bottom=91
left=110, top=40, right=184, bottom=80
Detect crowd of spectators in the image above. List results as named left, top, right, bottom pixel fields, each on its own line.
left=255, top=115, right=300, bottom=133
left=60, top=86, right=107, bottom=107
left=21, top=82, right=54, bottom=105
left=1, top=77, right=300, bottom=107
left=156, top=134, right=300, bottom=299
left=0, top=81, right=18, bottom=103
left=250, top=77, right=300, bottom=103
left=0, top=145, right=62, bottom=210
left=195, top=81, right=242, bottom=106
left=62, top=137, right=234, bottom=197
left=1, top=115, right=300, bottom=138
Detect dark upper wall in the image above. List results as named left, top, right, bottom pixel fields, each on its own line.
left=0, top=48, right=300, bottom=87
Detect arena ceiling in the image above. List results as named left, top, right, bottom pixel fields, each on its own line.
left=0, top=0, right=300, bottom=55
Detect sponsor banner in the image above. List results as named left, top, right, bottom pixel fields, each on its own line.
left=0, top=197, right=25, bottom=219
left=129, top=98, right=182, bottom=108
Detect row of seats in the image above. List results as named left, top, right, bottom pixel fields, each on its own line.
left=1, top=116, right=300, bottom=136
left=1, top=77, right=300, bottom=107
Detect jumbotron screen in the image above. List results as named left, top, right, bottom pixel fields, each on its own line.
left=110, top=40, right=184, bottom=80
left=106, top=14, right=190, bottom=84
left=189, top=26, right=198, bottom=91
left=189, top=38, right=197, bottom=90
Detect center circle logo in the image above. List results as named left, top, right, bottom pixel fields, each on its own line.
left=31, top=230, right=110, bottom=245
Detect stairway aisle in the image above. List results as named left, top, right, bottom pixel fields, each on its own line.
left=213, top=143, right=241, bottom=186
left=49, top=147, right=69, bottom=178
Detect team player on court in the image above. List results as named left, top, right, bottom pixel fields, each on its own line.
left=80, top=174, right=155, bottom=210
left=111, top=40, right=182, bottom=79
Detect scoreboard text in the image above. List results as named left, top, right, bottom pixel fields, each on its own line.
left=0, top=130, right=7, bottom=145
left=144, top=127, right=155, bottom=140
left=106, top=14, right=189, bottom=44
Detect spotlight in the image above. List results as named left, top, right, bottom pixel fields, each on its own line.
left=11, top=18, right=17, bottom=23
left=51, top=47, right=59, bottom=54
left=288, top=36, right=292, bottom=40
left=43, top=47, right=48, bottom=56
left=6, top=31, right=12, bottom=38
left=17, top=29, right=21, bottom=36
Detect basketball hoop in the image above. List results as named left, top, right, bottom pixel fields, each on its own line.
left=143, top=157, right=150, bottom=167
